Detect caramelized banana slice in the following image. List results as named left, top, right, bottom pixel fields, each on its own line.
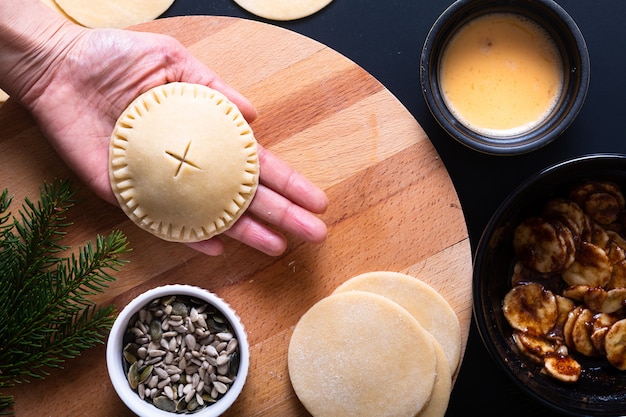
left=590, top=326, right=609, bottom=355
left=589, top=220, right=610, bottom=249
left=511, top=261, right=532, bottom=286
left=512, top=331, right=556, bottom=363
left=584, top=287, right=626, bottom=314
left=590, top=313, right=618, bottom=354
left=605, top=318, right=626, bottom=370
left=563, top=306, right=584, bottom=348
left=503, top=283, right=558, bottom=336
left=543, top=198, right=585, bottom=239
left=585, top=192, right=623, bottom=225
left=595, top=311, right=619, bottom=328
left=608, top=259, right=626, bottom=289
left=562, top=241, right=612, bottom=287
left=510, top=261, right=557, bottom=287
left=606, top=230, right=626, bottom=252
left=571, top=308, right=600, bottom=356
left=571, top=181, right=625, bottom=225
left=543, top=353, right=581, bottom=383
left=571, top=181, right=626, bottom=208
left=605, top=240, right=626, bottom=265
left=555, top=294, right=576, bottom=329
left=514, top=217, right=576, bottom=273
left=579, top=213, right=594, bottom=243
left=561, top=285, right=590, bottom=302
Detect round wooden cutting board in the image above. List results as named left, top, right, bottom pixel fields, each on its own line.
left=1, top=16, right=472, bottom=417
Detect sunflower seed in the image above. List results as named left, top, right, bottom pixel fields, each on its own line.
left=185, top=388, right=196, bottom=404
left=213, top=381, right=228, bottom=395
left=157, top=377, right=171, bottom=389
left=226, top=338, right=238, bottom=355
left=185, top=334, right=197, bottom=351
left=216, top=332, right=233, bottom=342
left=164, top=385, right=175, bottom=400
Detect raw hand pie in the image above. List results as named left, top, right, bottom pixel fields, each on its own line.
left=233, top=0, right=333, bottom=21
left=109, top=82, right=259, bottom=243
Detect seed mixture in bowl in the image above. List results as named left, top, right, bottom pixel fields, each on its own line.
left=122, top=295, right=240, bottom=413
left=503, top=180, right=626, bottom=383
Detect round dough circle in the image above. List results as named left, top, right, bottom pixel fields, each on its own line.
left=288, top=291, right=437, bottom=417
left=419, top=333, right=452, bottom=417
left=333, top=271, right=462, bottom=373
left=233, top=0, right=333, bottom=21
left=40, top=0, right=79, bottom=23
left=54, top=0, right=174, bottom=28
left=109, top=82, right=259, bottom=243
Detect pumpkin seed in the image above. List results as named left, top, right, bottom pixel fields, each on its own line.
left=150, top=320, right=163, bottom=342
left=153, top=395, right=177, bottom=412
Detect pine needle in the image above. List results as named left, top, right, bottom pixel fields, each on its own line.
left=0, top=179, right=131, bottom=414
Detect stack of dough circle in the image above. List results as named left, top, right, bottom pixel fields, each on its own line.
left=109, top=82, right=259, bottom=243
left=288, top=291, right=437, bottom=417
left=288, top=271, right=460, bottom=417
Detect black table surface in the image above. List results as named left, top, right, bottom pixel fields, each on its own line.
left=160, top=1, right=626, bottom=416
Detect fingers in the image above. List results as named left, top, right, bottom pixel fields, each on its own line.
left=172, top=47, right=257, bottom=122
left=185, top=237, right=226, bottom=257
left=224, top=213, right=288, bottom=256
left=258, top=145, right=329, bottom=215
left=249, top=183, right=328, bottom=244
left=208, top=77, right=257, bottom=123
left=221, top=182, right=328, bottom=256
left=223, top=146, right=329, bottom=256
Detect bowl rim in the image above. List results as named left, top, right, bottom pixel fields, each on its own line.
left=105, top=284, right=250, bottom=417
left=473, top=153, right=626, bottom=416
left=420, top=0, right=590, bottom=155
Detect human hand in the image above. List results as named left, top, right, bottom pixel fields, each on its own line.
left=5, top=11, right=328, bottom=256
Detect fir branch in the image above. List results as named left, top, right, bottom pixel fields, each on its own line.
left=13, top=179, right=75, bottom=287
left=0, top=188, right=12, bottom=229
left=0, top=179, right=131, bottom=414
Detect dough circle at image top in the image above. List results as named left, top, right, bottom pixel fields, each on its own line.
left=333, top=271, right=462, bottom=373
left=109, top=82, right=259, bottom=243
left=54, top=0, right=175, bottom=28
left=40, top=0, right=79, bottom=23
left=0, top=89, right=8, bottom=106
left=233, top=0, right=333, bottom=21
left=288, top=291, right=437, bottom=417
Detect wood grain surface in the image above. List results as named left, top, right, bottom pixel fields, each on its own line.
left=1, top=16, right=472, bottom=417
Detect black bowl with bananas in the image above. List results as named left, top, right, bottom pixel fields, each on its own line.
left=473, top=154, right=626, bottom=416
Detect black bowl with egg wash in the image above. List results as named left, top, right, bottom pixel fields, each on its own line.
left=473, top=154, right=626, bottom=416
left=421, top=0, right=589, bottom=155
